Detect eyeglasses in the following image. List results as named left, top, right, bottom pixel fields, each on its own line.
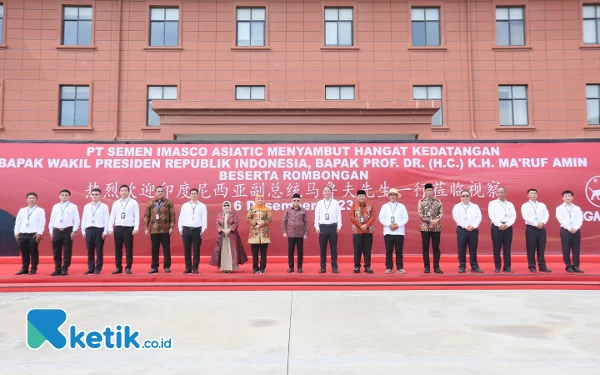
left=223, top=204, right=230, bottom=207
left=461, top=195, right=470, bottom=198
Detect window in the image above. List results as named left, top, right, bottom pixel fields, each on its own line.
left=62, top=6, right=92, bottom=46
left=414, top=86, right=443, bottom=125
left=0, top=4, right=4, bottom=44
left=150, top=8, right=179, bottom=47
left=147, top=86, right=177, bottom=126
left=60, top=86, right=89, bottom=126
left=236, top=8, right=265, bottom=46
left=499, top=86, right=528, bottom=126
left=496, top=7, right=525, bottom=46
left=587, top=85, right=600, bottom=125
left=412, top=8, right=440, bottom=46
left=583, top=5, right=600, bottom=44
left=325, top=86, right=355, bottom=100
left=235, top=86, right=265, bottom=100
left=324, top=8, right=353, bottom=46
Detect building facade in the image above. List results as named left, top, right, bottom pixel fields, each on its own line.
left=0, top=0, right=598, bottom=141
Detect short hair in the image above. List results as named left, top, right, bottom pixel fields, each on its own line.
left=190, top=188, right=199, bottom=194
left=119, top=184, right=130, bottom=192
left=91, top=188, right=101, bottom=194
left=460, top=190, right=470, bottom=196
left=60, top=189, right=71, bottom=196
left=156, top=186, right=165, bottom=192
left=562, top=190, right=574, bottom=197
left=527, top=188, right=538, bottom=194
left=322, top=185, right=332, bottom=192
left=26, top=192, right=38, bottom=199
left=496, top=186, right=507, bottom=193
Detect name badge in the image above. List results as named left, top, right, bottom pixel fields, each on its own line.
left=156, top=214, right=160, bottom=220
left=569, top=221, right=573, bottom=226
left=504, top=214, right=508, bottom=218
left=26, top=222, right=30, bottom=227
left=534, top=217, right=538, bottom=221
left=464, top=217, right=468, bottom=221
left=390, top=216, right=395, bottom=224
left=60, top=219, right=63, bottom=223
left=325, top=213, right=329, bottom=220
left=360, top=217, right=364, bottom=223
left=91, top=220, right=95, bottom=224
left=121, top=212, right=126, bottom=219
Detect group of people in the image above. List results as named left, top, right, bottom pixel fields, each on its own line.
left=12, top=183, right=584, bottom=276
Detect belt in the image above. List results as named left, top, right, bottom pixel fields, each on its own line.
left=19, top=232, right=37, bottom=236
left=319, top=223, right=338, bottom=227
left=54, top=227, right=73, bottom=232
left=183, top=226, right=202, bottom=230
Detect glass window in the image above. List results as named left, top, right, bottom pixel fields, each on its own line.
left=0, top=5, right=4, bottom=44
left=499, top=85, right=528, bottom=126
left=324, top=8, right=353, bottom=46
left=236, top=8, right=266, bottom=46
left=412, top=8, right=440, bottom=46
left=325, top=86, right=355, bottom=100
left=414, top=86, right=443, bottom=125
left=62, top=6, right=93, bottom=46
left=583, top=5, right=600, bottom=44
left=587, top=84, right=600, bottom=125
left=235, top=86, right=265, bottom=100
left=496, top=7, right=525, bottom=46
left=60, top=86, right=89, bottom=126
left=150, top=8, right=179, bottom=47
left=147, top=86, right=177, bottom=126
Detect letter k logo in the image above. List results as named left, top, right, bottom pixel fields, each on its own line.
left=27, top=309, right=68, bottom=350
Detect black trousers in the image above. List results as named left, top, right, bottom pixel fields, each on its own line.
left=85, top=227, right=105, bottom=271
left=52, top=227, right=73, bottom=271
left=491, top=225, right=513, bottom=270
left=525, top=226, right=547, bottom=269
left=457, top=227, right=479, bottom=268
left=251, top=243, right=268, bottom=272
left=114, top=226, right=134, bottom=270
left=319, top=224, right=338, bottom=269
left=560, top=228, right=581, bottom=268
left=421, top=231, right=441, bottom=268
left=18, top=233, right=39, bottom=270
left=287, top=237, right=304, bottom=269
left=182, top=226, right=202, bottom=270
left=384, top=234, right=404, bottom=270
left=151, top=233, right=172, bottom=269
left=353, top=234, right=373, bottom=268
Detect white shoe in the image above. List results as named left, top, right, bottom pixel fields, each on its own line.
left=385, top=269, right=392, bottom=274
left=397, top=269, right=406, bottom=274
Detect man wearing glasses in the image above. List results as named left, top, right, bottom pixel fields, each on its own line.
left=417, top=183, right=444, bottom=274
left=452, top=190, right=483, bottom=273
left=282, top=193, right=309, bottom=273
left=488, top=186, right=516, bottom=273
left=81, top=188, right=110, bottom=274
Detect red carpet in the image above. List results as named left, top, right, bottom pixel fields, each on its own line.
left=1, top=255, right=599, bottom=292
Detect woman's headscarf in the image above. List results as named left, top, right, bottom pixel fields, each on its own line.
left=222, top=201, right=232, bottom=213
left=253, top=195, right=270, bottom=211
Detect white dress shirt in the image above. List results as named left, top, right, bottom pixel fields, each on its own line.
left=314, top=198, right=342, bottom=230
left=108, top=198, right=140, bottom=231
left=178, top=201, right=208, bottom=233
left=48, top=201, right=80, bottom=232
left=452, top=203, right=482, bottom=229
left=488, top=199, right=517, bottom=228
left=81, top=201, right=110, bottom=234
left=378, top=201, right=409, bottom=235
left=14, top=206, right=46, bottom=235
left=555, top=203, right=583, bottom=231
left=520, top=200, right=550, bottom=227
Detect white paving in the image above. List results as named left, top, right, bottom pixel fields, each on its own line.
left=1, top=291, right=600, bottom=374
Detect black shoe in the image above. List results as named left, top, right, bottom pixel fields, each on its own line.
left=471, top=268, right=483, bottom=273
left=434, top=268, right=444, bottom=274
left=193, top=268, right=198, bottom=274
left=259, top=270, right=265, bottom=274
left=288, top=268, right=294, bottom=273
left=61, top=269, right=68, bottom=276
left=458, top=267, right=466, bottom=273
left=332, top=268, right=339, bottom=274
left=15, top=268, right=28, bottom=275
left=164, top=268, right=171, bottom=273
left=424, top=268, right=431, bottom=274
left=94, top=269, right=100, bottom=274
left=566, top=266, right=575, bottom=273
left=365, top=267, right=374, bottom=274
left=148, top=269, right=158, bottom=274
left=573, top=267, right=584, bottom=273
left=84, top=270, right=94, bottom=275
left=29, top=269, right=37, bottom=275
left=319, top=268, right=326, bottom=274
left=503, top=268, right=513, bottom=273
left=529, top=268, right=537, bottom=273
left=184, top=269, right=192, bottom=274
left=297, top=268, right=303, bottom=273
left=125, top=268, right=132, bottom=274
left=51, top=270, right=61, bottom=276
left=112, top=269, right=123, bottom=274
left=539, top=267, right=552, bottom=273
left=353, top=267, right=360, bottom=273
left=494, top=268, right=501, bottom=273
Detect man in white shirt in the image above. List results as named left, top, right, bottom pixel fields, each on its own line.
left=81, top=188, right=110, bottom=275
left=488, top=186, right=517, bottom=273
left=13, top=192, right=46, bottom=275
left=556, top=190, right=584, bottom=273
left=178, top=188, right=207, bottom=274
left=314, top=185, right=342, bottom=273
left=378, top=188, right=409, bottom=274
left=452, top=190, right=483, bottom=273
left=48, top=189, right=80, bottom=276
left=108, top=184, right=140, bottom=274
left=520, top=188, right=551, bottom=273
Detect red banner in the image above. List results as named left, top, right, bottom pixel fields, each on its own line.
left=1, top=142, right=599, bottom=258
